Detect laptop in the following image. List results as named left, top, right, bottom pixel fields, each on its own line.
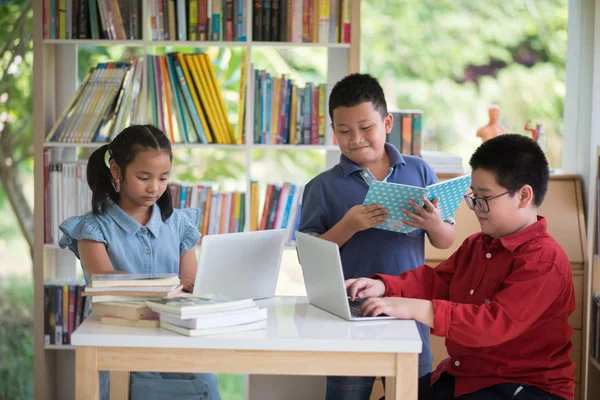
left=295, top=232, right=396, bottom=321
left=193, top=229, right=287, bottom=300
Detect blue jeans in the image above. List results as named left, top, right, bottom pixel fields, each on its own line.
left=325, top=363, right=432, bottom=400
left=418, top=372, right=565, bottom=400
left=99, top=371, right=221, bottom=400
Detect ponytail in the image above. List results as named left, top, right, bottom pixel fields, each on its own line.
left=87, top=144, right=117, bottom=214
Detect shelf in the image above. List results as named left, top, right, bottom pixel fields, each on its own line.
left=252, top=144, right=339, bottom=151
left=44, top=142, right=339, bottom=150
left=250, top=41, right=351, bottom=48
left=43, top=39, right=146, bottom=46
left=45, top=344, right=75, bottom=350
left=591, top=356, right=600, bottom=373
left=149, top=40, right=248, bottom=47
left=42, top=39, right=350, bottom=49
left=44, top=142, right=246, bottom=149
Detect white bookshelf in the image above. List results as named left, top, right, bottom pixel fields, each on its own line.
left=33, top=1, right=361, bottom=399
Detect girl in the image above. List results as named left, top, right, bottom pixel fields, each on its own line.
left=59, top=125, right=220, bottom=400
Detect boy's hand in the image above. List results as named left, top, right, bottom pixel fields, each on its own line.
left=402, top=197, right=444, bottom=232
left=342, top=204, right=389, bottom=234
left=360, top=297, right=434, bottom=328
left=345, top=277, right=386, bottom=300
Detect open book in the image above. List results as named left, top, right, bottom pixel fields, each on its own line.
left=363, top=174, right=471, bottom=234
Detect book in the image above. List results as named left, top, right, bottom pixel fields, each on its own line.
left=84, top=284, right=181, bottom=293
left=146, top=294, right=255, bottom=319
left=90, top=273, right=179, bottom=288
left=100, top=316, right=160, bottom=328
left=159, top=319, right=267, bottom=337
left=363, top=174, right=472, bottom=234
left=159, top=306, right=267, bottom=330
left=82, top=284, right=183, bottom=298
left=91, top=301, right=157, bottom=320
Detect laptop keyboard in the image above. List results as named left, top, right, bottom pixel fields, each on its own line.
left=348, top=298, right=366, bottom=318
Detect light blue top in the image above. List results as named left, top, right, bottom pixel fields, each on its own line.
left=58, top=200, right=220, bottom=400
left=59, top=200, right=200, bottom=282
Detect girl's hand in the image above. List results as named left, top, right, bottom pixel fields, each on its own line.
left=180, top=278, right=195, bottom=293
left=345, top=278, right=386, bottom=301
left=402, top=197, right=444, bottom=232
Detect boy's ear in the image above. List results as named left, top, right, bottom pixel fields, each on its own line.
left=384, top=113, right=393, bottom=134
left=517, top=185, right=535, bottom=209
left=109, top=159, right=121, bottom=181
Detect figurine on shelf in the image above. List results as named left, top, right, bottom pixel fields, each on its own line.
left=476, top=104, right=507, bottom=142
left=524, top=120, right=542, bottom=142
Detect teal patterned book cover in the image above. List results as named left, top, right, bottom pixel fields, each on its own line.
left=363, top=174, right=471, bottom=234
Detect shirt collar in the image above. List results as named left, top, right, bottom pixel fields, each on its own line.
left=106, top=199, right=162, bottom=237
left=339, top=142, right=407, bottom=177
left=482, top=216, right=547, bottom=252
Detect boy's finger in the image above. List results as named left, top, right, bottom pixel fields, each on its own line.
left=422, top=197, right=436, bottom=212
left=345, top=279, right=357, bottom=289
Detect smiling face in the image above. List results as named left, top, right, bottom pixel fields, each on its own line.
left=111, top=148, right=172, bottom=209
left=469, top=168, right=534, bottom=238
left=331, top=101, right=393, bottom=168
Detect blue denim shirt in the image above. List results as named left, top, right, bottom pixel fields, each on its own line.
left=59, top=199, right=200, bottom=282
left=59, top=200, right=220, bottom=400
left=298, top=143, right=437, bottom=366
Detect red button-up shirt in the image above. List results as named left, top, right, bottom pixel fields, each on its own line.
left=375, top=217, right=575, bottom=399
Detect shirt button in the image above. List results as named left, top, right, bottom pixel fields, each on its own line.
left=485, top=253, right=492, bottom=259
left=469, top=289, right=474, bottom=295
left=145, top=249, right=151, bottom=255
left=141, top=227, right=147, bottom=233
left=485, top=298, right=491, bottom=304
left=454, top=360, right=460, bottom=367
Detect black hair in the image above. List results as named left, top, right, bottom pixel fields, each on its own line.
left=469, top=134, right=549, bottom=207
left=87, top=125, right=174, bottom=221
left=328, top=73, right=388, bottom=122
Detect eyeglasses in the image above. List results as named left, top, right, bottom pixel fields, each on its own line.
left=463, top=190, right=515, bottom=213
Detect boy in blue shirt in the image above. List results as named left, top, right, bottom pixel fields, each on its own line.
left=298, top=73, right=456, bottom=400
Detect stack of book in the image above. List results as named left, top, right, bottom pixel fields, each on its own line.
left=92, top=301, right=160, bottom=328
left=84, top=273, right=183, bottom=304
left=146, top=295, right=267, bottom=337
left=421, top=150, right=464, bottom=174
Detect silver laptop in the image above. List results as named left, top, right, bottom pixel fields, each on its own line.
left=295, top=232, right=396, bottom=321
left=193, top=229, right=287, bottom=300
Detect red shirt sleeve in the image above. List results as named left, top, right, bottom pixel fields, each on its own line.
left=431, top=258, right=570, bottom=347
left=372, top=241, right=465, bottom=300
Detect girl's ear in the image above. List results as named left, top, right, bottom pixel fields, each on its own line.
left=109, top=159, right=121, bottom=182
left=518, top=185, right=534, bottom=209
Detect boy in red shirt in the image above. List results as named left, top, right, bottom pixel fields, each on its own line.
left=346, top=134, right=575, bottom=400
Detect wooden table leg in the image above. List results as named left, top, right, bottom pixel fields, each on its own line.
left=110, top=371, right=130, bottom=400
left=385, top=353, right=418, bottom=400
left=76, top=347, right=99, bottom=400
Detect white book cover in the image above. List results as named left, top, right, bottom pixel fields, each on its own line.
left=160, top=319, right=267, bottom=337
left=159, top=306, right=267, bottom=328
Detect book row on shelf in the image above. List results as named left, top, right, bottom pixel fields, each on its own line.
left=387, top=110, right=423, bottom=157
left=592, top=292, right=600, bottom=363
left=44, top=280, right=90, bottom=346
left=254, top=71, right=327, bottom=145
left=45, top=52, right=332, bottom=146
left=43, top=0, right=352, bottom=44
left=44, top=152, right=304, bottom=245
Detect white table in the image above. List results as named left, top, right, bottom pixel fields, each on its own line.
left=71, top=296, right=422, bottom=399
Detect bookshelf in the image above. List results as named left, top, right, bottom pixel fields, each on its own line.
left=584, top=147, right=600, bottom=399
left=33, top=1, right=361, bottom=399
